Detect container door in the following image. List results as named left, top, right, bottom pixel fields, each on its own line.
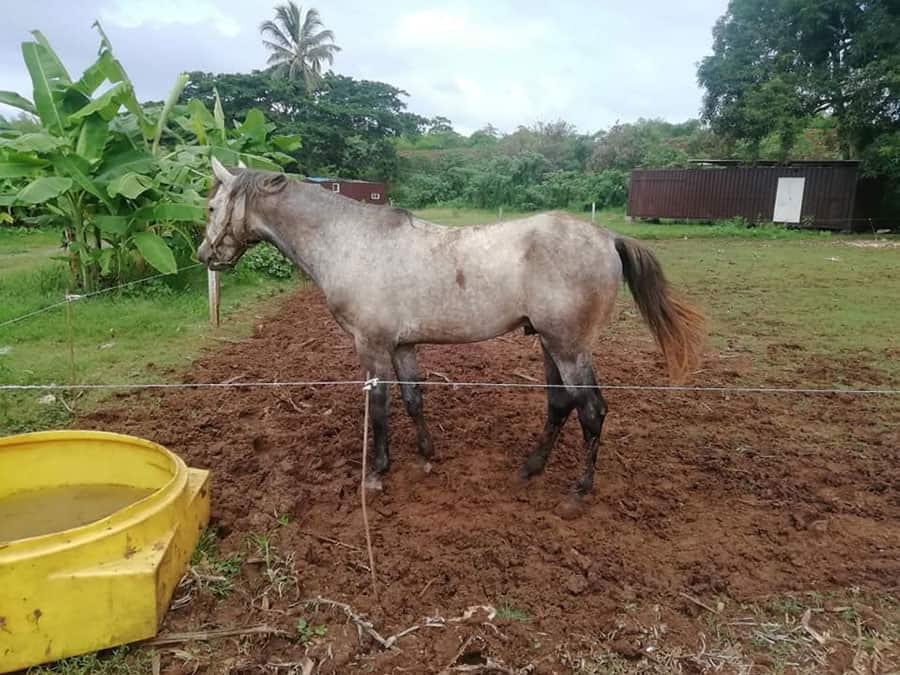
left=773, top=177, right=805, bottom=223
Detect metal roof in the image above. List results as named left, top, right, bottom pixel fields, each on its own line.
left=687, top=159, right=860, bottom=167
left=304, top=176, right=384, bottom=184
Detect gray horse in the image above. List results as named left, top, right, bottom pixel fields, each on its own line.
left=199, top=158, right=705, bottom=509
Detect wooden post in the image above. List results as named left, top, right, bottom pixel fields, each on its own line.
left=591, top=201, right=596, bottom=223
left=498, top=206, right=503, bottom=221
left=207, top=269, right=220, bottom=327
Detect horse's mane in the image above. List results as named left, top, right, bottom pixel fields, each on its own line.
left=208, top=169, right=415, bottom=227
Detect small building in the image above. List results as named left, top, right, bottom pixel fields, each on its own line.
left=627, top=160, right=886, bottom=230
left=304, top=177, right=387, bottom=205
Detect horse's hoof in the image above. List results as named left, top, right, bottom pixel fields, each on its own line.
left=415, top=457, right=434, bottom=474
left=558, top=495, right=585, bottom=520
left=516, top=460, right=544, bottom=485
left=364, top=473, right=384, bottom=491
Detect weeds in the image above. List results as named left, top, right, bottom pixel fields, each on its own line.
left=496, top=602, right=530, bottom=623
left=295, top=618, right=328, bottom=644
left=25, top=647, right=149, bottom=675
left=186, top=528, right=242, bottom=599
left=248, top=532, right=300, bottom=600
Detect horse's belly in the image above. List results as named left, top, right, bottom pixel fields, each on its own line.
left=398, top=299, right=523, bottom=344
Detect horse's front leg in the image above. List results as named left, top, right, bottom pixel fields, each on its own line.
left=356, top=340, right=394, bottom=489
left=393, top=345, right=434, bottom=463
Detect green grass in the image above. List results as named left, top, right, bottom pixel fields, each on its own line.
left=497, top=602, right=531, bottom=623
left=416, top=206, right=846, bottom=240
left=647, top=237, right=900, bottom=380
left=0, top=228, right=295, bottom=434
left=0, top=228, right=62, bottom=279
left=25, top=647, right=150, bottom=675
left=595, top=212, right=835, bottom=240
left=190, top=528, right=243, bottom=598
left=413, top=206, right=532, bottom=227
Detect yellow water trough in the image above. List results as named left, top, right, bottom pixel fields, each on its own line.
left=0, top=430, right=210, bottom=673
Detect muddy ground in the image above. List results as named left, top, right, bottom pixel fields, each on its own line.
left=82, top=288, right=900, bottom=674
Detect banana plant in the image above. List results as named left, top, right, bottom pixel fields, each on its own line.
left=0, top=24, right=299, bottom=290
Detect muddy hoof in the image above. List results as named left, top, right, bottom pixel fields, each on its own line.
left=415, top=457, right=434, bottom=474
left=558, top=495, right=585, bottom=520
left=517, top=462, right=543, bottom=486
left=364, top=473, right=384, bottom=491
left=516, top=466, right=532, bottom=486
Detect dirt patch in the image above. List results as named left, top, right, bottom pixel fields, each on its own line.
left=80, top=289, right=900, bottom=673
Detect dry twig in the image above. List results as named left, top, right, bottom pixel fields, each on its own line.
left=679, top=592, right=720, bottom=615
left=801, top=608, right=827, bottom=645
left=302, top=596, right=394, bottom=649
left=299, top=529, right=362, bottom=552
left=143, top=625, right=289, bottom=646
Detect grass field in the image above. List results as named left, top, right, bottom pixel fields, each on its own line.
left=0, top=236, right=296, bottom=434
left=415, top=205, right=836, bottom=239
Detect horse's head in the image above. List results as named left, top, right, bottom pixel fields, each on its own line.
left=198, top=157, right=251, bottom=270
left=199, top=157, right=290, bottom=270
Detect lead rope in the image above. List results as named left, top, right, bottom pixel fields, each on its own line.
left=361, top=376, right=379, bottom=596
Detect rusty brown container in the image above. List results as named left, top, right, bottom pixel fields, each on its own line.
left=627, top=161, right=860, bottom=229
left=303, top=177, right=387, bottom=204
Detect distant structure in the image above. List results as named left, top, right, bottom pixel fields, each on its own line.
left=627, top=160, right=891, bottom=230
left=304, top=177, right=387, bottom=205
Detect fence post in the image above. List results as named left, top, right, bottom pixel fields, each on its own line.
left=498, top=206, right=503, bottom=221
left=208, top=269, right=220, bottom=327
left=591, top=202, right=596, bottom=224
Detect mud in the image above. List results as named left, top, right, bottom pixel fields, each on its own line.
left=81, top=289, right=900, bottom=673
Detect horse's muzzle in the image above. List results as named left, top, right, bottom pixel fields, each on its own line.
left=198, top=242, right=237, bottom=271
left=206, top=259, right=237, bottom=271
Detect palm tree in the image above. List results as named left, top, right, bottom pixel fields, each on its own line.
left=260, top=3, right=341, bottom=91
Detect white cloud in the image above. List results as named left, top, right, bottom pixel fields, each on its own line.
left=100, top=0, right=242, bottom=38
left=392, top=7, right=549, bottom=51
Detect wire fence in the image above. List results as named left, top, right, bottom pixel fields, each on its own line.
left=1, top=379, right=899, bottom=396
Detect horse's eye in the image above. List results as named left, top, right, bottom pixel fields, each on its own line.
left=208, top=206, right=214, bottom=213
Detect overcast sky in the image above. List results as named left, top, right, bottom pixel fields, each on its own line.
left=0, top=0, right=729, bottom=135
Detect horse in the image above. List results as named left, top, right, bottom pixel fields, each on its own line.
left=198, top=157, right=705, bottom=512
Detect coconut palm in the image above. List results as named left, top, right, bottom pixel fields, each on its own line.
left=260, top=3, right=341, bottom=91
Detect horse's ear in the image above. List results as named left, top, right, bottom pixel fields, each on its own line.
left=211, top=156, right=235, bottom=186
left=260, top=173, right=288, bottom=195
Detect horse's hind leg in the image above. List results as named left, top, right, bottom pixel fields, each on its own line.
left=552, top=352, right=608, bottom=503
left=519, top=343, right=576, bottom=481
left=393, top=345, right=435, bottom=462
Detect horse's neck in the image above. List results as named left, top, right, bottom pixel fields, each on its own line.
left=253, top=184, right=377, bottom=290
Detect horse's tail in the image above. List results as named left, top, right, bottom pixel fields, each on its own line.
left=614, top=236, right=705, bottom=383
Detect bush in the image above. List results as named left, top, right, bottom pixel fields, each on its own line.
left=236, top=243, right=295, bottom=279
left=392, top=159, right=629, bottom=212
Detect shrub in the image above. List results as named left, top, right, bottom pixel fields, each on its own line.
left=236, top=243, right=295, bottom=279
